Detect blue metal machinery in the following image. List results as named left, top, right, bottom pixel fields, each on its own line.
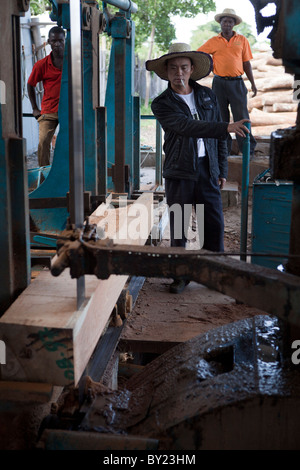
left=29, top=0, right=139, bottom=234
left=0, top=0, right=140, bottom=313
left=251, top=170, right=293, bottom=269
left=29, top=0, right=97, bottom=234
left=104, top=1, right=139, bottom=194
left=0, top=1, right=31, bottom=314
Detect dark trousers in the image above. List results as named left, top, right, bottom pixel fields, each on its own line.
left=165, top=157, right=224, bottom=252
left=212, top=76, right=256, bottom=155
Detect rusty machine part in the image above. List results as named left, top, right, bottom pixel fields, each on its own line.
left=39, top=314, right=300, bottom=450
left=51, top=222, right=300, bottom=329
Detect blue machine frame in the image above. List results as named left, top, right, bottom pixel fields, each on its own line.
left=0, top=0, right=140, bottom=312
left=251, top=171, right=293, bottom=270
left=0, top=2, right=31, bottom=314
left=29, top=0, right=139, bottom=234
left=29, top=1, right=98, bottom=233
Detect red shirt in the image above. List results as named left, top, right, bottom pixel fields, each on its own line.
left=28, top=53, right=62, bottom=114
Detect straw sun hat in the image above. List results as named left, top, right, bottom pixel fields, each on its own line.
left=145, top=43, right=213, bottom=81
left=214, top=8, right=242, bottom=25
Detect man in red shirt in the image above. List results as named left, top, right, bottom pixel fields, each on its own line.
left=198, top=8, right=257, bottom=157
left=27, top=26, right=65, bottom=167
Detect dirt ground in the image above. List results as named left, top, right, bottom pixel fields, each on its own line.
left=223, top=202, right=252, bottom=252
left=120, top=170, right=264, bottom=354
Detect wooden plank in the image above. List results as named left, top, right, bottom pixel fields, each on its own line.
left=0, top=381, right=54, bottom=403
left=77, top=276, right=146, bottom=393
left=0, top=193, right=153, bottom=386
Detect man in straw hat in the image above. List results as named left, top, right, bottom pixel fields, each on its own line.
left=146, top=43, right=250, bottom=294
left=198, top=8, right=257, bottom=157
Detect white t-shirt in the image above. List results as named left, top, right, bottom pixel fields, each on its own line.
left=177, top=90, right=206, bottom=157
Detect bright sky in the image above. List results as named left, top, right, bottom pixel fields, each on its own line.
left=173, top=0, right=276, bottom=44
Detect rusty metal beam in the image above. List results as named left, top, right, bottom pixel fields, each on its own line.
left=90, top=244, right=300, bottom=326
left=51, top=234, right=300, bottom=328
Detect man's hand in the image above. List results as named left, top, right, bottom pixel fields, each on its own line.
left=32, top=108, right=41, bottom=120
left=27, top=83, right=41, bottom=120
left=227, top=119, right=250, bottom=138
left=219, top=177, right=226, bottom=190
left=243, top=61, right=257, bottom=97
left=252, top=84, right=257, bottom=97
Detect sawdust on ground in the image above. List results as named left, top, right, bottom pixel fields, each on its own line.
left=121, top=198, right=266, bottom=350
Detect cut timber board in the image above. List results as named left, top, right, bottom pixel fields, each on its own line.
left=0, top=193, right=153, bottom=386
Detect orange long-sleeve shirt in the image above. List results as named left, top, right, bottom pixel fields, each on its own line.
left=197, top=32, right=253, bottom=77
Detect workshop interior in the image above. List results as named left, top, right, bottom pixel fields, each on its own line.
left=1, top=0, right=300, bottom=450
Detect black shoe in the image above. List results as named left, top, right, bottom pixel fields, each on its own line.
left=169, top=279, right=190, bottom=294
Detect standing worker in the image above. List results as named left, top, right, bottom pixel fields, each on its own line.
left=198, top=8, right=257, bottom=157
left=27, top=26, right=65, bottom=167
left=146, top=43, right=250, bottom=293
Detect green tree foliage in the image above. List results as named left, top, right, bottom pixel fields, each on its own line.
left=30, top=0, right=50, bottom=16
left=134, top=0, right=216, bottom=51
left=190, top=20, right=257, bottom=49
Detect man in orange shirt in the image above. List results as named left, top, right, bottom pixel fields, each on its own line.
left=198, top=8, right=257, bottom=157
left=27, top=26, right=65, bottom=167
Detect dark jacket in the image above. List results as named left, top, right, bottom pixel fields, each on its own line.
left=151, top=80, right=229, bottom=182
